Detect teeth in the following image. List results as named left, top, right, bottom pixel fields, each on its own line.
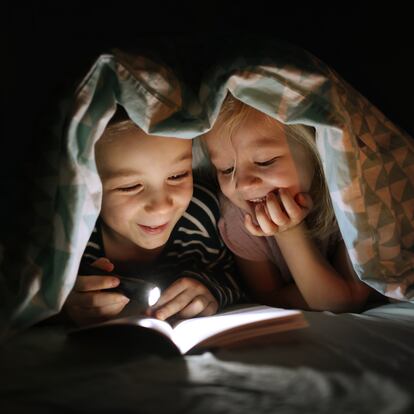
left=249, top=197, right=266, bottom=203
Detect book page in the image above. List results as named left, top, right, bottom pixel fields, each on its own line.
left=72, top=315, right=175, bottom=341
left=170, top=305, right=307, bottom=354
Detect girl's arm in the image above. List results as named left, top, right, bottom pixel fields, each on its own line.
left=274, top=223, right=373, bottom=312
left=235, top=256, right=310, bottom=310
left=244, top=190, right=374, bottom=313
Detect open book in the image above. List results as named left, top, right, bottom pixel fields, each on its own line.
left=70, top=304, right=308, bottom=355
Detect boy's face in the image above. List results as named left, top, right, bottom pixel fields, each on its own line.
left=96, top=126, right=193, bottom=251
left=205, top=109, right=314, bottom=217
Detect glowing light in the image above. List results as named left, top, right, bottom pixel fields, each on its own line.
left=148, top=287, right=161, bottom=306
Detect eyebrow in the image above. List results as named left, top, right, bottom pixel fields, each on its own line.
left=173, top=152, right=193, bottom=163
left=102, top=152, right=192, bottom=180
left=251, top=136, right=283, bottom=147
left=102, top=168, right=141, bottom=180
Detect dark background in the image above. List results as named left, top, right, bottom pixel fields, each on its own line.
left=3, top=2, right=414, bottom=203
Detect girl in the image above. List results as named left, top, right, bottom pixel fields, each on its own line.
left=203, top=94, right=379, bottom=312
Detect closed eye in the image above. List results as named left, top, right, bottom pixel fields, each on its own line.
left=255, top=157, right=278, bottom=167
left=117, top=184, right=143, bottom=192
left=219, top=166, right=234, bottom=175
left=168, top=171, right=190, bottom=181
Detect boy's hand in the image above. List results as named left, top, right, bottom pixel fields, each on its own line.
left=148, top=277, right=218, bottom=321
left=244, top=190, right=313, bottom=237
left=64, top=257, right=130, bottom=326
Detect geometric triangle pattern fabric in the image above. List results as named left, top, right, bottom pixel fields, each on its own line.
left=202, top=53, right=414, bottom=303
left=0, top=52, right=185, bottom=339
left=1, top=41, right=413, bottom=339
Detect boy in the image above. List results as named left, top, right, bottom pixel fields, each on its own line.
left=64, top=107, right=242, bottom=326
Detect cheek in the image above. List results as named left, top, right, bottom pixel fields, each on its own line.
left=173, top=183, right=193, bottom=208
left=288, top=145, right=315, bottom=191
left=301, top=163, right=315, bottom=192
left=218, top=176, right=236, bottom=199
left=284, top=161, right=314, bottom=193
left=265, top=163, right=299, bottom=188
left=100, top=194, right=136, bottom=223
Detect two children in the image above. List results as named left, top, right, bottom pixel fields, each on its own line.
left=64, top=107, right=243, bottom=326
left=202, top=95, right=378, bottom=313
left=65, top=90, right=380, bottom=325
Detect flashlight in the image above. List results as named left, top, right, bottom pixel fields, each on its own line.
left=79, top=262, right=161, bottom=307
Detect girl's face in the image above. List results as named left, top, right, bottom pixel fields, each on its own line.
left=205, top=108, right=315, bottom=217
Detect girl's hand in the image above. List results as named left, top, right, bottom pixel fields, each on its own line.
left=147, top=277, right=218, bottom=321
left=64, top=257, right=130, bottom=326
left=244, top=189, right=313, bottom=237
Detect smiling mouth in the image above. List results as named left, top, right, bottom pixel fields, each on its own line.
left=247, top=189, right=280, bottom=205
left=246, top=197, right=267, bottom=218
left=137, top=222, right=169, bottom=235
left=248, top=196, right=267, bottom=204
left=246, top=190, right=282, bottom=212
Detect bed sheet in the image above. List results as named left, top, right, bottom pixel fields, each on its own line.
left=0, top=302, right=412, bottom=414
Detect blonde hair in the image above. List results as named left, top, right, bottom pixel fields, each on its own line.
left=100, top=106, right=137, bottom=141
left=204, top=94, right=336, bottom=240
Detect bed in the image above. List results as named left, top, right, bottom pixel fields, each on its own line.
left=1, top=301, right=413, bottom=413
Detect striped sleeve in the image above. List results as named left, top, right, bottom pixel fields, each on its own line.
left=167, top=182, right=246, bottom=308
left=80, top=226, right=104, bottom=267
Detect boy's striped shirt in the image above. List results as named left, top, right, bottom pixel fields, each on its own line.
left=81, top=182, right=244, bottom=308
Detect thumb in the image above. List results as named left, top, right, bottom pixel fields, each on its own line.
left=91, top=257, right=115, bottom=273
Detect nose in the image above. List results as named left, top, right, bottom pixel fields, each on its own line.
left=234, top=168, right=262, bottom=194
left=144, top=191, right=174, bottom=215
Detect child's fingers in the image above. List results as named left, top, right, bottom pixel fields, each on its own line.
left=255, top=203, right=279, bottom=235
left=153, top=278, right=214, bottom=320
left=152, top=278, right=189, bottom=308
left=83, top=301, right=129, bottom=319
left=91, top=257, right=115, bottom=273
left=68, top=290, right=129, bottom=308
left=198, top=300, right=219, bottom=317
left=176, top=295, right=215, bottom=319
left=68, top=301, right=129, bottom=325
left=266, top=192, right=290, bottom=226
left=74, top=275, right=120, bottom=292
left=154, top=290, right=193, bottom=320
left=278, top=189, right=303, bottom=221
left=244, top=213, right=265, bottom=236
